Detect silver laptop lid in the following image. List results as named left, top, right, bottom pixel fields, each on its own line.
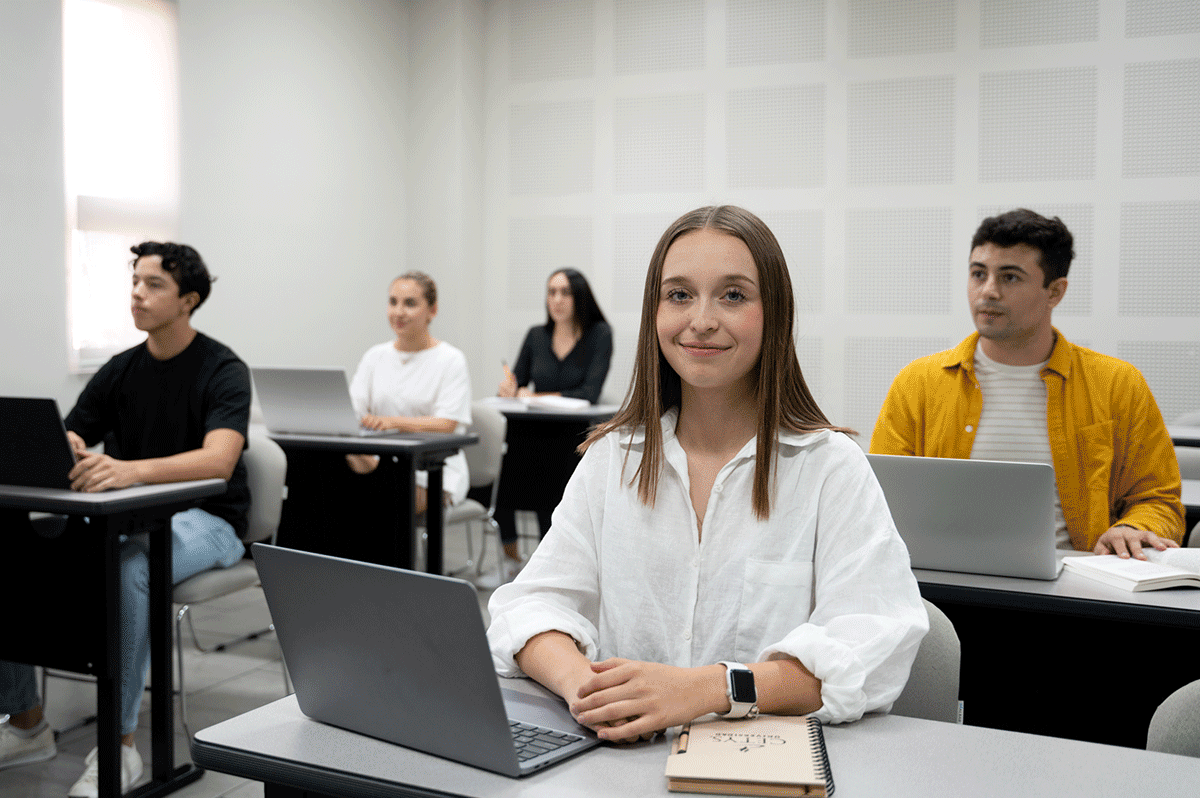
left=251, top=544, right=599, bottom=777
left=867, top=454, right=1061, bottom=580
left=251, top=367, right=381, bottom=436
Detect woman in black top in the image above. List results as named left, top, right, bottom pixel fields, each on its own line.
left=486, top=269, right=612, bottom=584
left=499, top=269, right=612, bottom=403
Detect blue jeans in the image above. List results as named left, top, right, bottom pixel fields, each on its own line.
left=0, top=508, right=245, bottom=734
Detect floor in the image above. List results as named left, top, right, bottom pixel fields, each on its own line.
left=0, top=520, right=522, bottom=798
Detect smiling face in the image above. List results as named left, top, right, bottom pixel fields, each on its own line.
left=656, top=228, right=764, bottom=399
left=546, top=271, right=576, bottom=327
left=968, top=242, right=1066, bottom=363
left=387, top=277, right=437, bottom=341
left=130, top=255, right=196, bottom=334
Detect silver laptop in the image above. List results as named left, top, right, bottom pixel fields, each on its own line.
left=867, top=454, right=1063, bottom=580
left=251, top=367, right=394, bottom=436
left=252, top=543, right=601, bottom=777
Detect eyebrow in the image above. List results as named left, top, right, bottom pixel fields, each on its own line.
left=969, top=262, right=1029, bottom=275
left=660, top=274, right=758, bottom=287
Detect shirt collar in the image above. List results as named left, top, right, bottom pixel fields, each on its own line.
left=617, top=407, right=831, bottom=455
left=939, top=327, right=1072, bottom=380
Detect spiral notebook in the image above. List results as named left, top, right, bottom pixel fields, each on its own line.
left=665, top=715, right=834, bottom=797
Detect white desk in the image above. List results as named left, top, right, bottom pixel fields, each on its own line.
left=1170, top=425, right=1200, bottom=447
left=193, top=692, right=1200, bottom=798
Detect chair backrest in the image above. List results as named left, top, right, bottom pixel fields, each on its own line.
left=243, top=425, right=288, bottom=543
left=1173, top=410, right=1200, bottom=426
left=464, top=401, right=507, bottom=489
left=891, top=599, right=961, bottom=723
left=1147, top=679, right=1200, bottom=757
left=1176, top=446, right=1200, bottom=481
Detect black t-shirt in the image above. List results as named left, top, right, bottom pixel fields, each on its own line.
left=65, top=332, right=252, bottom=537
left=512, top=321, right=613, bottom=404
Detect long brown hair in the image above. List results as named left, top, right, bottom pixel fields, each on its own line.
left=584, top=205, right=848, bottom=519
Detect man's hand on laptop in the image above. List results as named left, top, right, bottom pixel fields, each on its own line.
left=1093, top=525, right=1179, bottom=560
left=69, top=451, right=139, bottom=492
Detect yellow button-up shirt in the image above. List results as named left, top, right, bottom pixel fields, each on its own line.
left=870, top=330, right=1184, bottom=551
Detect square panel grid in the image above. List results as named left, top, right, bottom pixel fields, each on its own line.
left=979, top=67, right=1097, bottom=182
left=1118, top=201, right=1200, bottom=316
left=727, top=84, right=825, bottom=189
left=847, top=0, right=955, bottom=59
left=759, top=209, right=825, bottom=315
left=1122, top=59, right=1200, bottom=178
left=613, top=0, right=704, bottom=76
left=845, top=207, right=956, bottom=315
left=507, top=216, right=594, bottom=312
left=846, top=76, right=955, bottom=185
left=509, top=100, right=594, bottom=196
left=613, top=94, right=705, bottom=193
left=1116, top=340, right=1200, bottom=424
left=845, top=336, right=955, bottom=438
left=794, top=335, right=826, bottom=411
left=726, top=0, right=826, bottom=67
left=977, top=204, right=1094, bottom=316
left=1126, top=0, right=1200, bottom=38
left=980, top=0, right=1099, bottom=48
left=509, top=0, right=594, bottom=82
left=613, top=212, right=680, bottom=309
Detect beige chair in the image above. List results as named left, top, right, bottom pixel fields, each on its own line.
left=1147, top=679, right=1200, bottom=757
left=891, top=599, right=961, bottom=723
left=437, top=401, right=507, bottom=580
left=173, top=424, right=289, bottom=738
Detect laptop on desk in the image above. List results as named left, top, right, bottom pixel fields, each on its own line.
left=251, top=543, right=601, bottom=777
left=0, top=397, right=77, bottom=489
left=251, top=367, right=397, bottom=437
left=867, top=454, right=1064, bottom=580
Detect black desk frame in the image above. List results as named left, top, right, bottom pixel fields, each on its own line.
left=1, top=480, right=225, bottom=798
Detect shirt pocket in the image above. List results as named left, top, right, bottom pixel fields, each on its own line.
left=734, top=559, right=814, bottom=662
left=1078, top=421, right=1114, bottom=529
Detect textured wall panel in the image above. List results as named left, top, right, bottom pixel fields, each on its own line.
left=847, top=76, right=955, bottom=185
left=509, top=100, right=594, bottom=195
left=613, top=213, right=680, bottom=309
left=848, top=0, right=955, bottom=58
left=1116, top=340, right=1200, bottom=424
left=1122, top=59, right=1200, bottom=178
left=508, top=216, right=594, bottom=312
left=979, top=68, right=1097, bottom=182
left=614, top=0, right=704, bottom=75
left=845, top=336, right=956, bottom=436
left=1118, top=201, right=1200, bottom=316
left=728, top=85, right=825, bottom=189
left=727, top=0, right=825, bottom=66
left=613, top=94, right=705, bottom=193
left=509, top=0, right=594, bottom=82
left=1126, top=0, right=1200, bottom=38
left=980, top=0, right=1098, bottom=48
left=795, top=336, right=826, bottom=409
left=846, top=208, right=956, bottom=314
left=759, top=209, right=825, bottom=315
left=977, top=204, right=1094, bottom=316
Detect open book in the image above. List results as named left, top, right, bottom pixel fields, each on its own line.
left=1061, top=548, right=1200, bottom=592
left=664, top=715, right=833, bottom=797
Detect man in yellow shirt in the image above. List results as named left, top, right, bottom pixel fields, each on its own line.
left=870, top=208, right=1184, bottom=559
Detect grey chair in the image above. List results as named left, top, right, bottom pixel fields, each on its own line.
left=891, top=599, right=961, bottom=723
left=1147, top=679, right=1200, bottom=757
left=174, top=424, right=289, bottom=738
left=436, top=400, right=507, bottom=580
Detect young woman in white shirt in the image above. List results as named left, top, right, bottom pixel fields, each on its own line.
left=487, top=206, right=927, bottom=742
left=346, top=271, right=472, bottom=512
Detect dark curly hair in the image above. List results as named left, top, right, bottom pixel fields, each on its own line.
left=971, top=209, right=1074, bottom=286
left=130, top=242, right=214, bottom=314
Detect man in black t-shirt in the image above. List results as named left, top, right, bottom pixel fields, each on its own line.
left=0, top=243, right=251, bottom=796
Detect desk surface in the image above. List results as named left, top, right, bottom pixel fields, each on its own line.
left=194, top=693, right=1200, bottom=798
left=267, top=431, right=477, bottom=458
left=915, top=566, right=1200, bottom=628
left=1170, top=425, right=1200, bottom=447
left=0, top=478, right=226, bottom=515
left=479, top=397, right=619, bottom=423
left=1183, top=478, right=1199, bottom=509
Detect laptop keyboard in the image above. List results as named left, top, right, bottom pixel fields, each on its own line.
left=509, top=720, right=583, bottom=762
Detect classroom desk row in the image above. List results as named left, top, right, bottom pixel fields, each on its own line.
left=193, top=681, right=1200, bottom=798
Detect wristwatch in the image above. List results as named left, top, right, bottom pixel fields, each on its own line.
left=718, top=661, right=759, bottom=719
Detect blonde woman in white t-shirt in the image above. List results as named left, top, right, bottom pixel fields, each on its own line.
left=346, top=272, right=472, bottom=512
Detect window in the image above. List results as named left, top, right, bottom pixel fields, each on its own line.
left=63, top=0, right=179, bottom=371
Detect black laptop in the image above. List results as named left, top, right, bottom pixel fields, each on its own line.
left=0, top=397, right=78, bottom=489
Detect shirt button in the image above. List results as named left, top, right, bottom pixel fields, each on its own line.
left=714, top=484, right=723, bottom=494
left=965, top=425, right=973, bottom=433
left=683, top=631, right=692, bottom=641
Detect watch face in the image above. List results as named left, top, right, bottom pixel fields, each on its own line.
left=729, top=668, right=756, bottom=703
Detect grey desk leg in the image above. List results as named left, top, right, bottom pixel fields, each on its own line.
left=425, top=464, right=444, bottom=575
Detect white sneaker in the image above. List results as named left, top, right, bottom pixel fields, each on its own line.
left=68, top=744, right=143, bottom=798
left=0, top=721, right=57, bottom=770
left=473, top=556, right=525, bottom=590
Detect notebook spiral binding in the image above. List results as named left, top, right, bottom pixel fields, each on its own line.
left=806, top=716, right=836, bottom=796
